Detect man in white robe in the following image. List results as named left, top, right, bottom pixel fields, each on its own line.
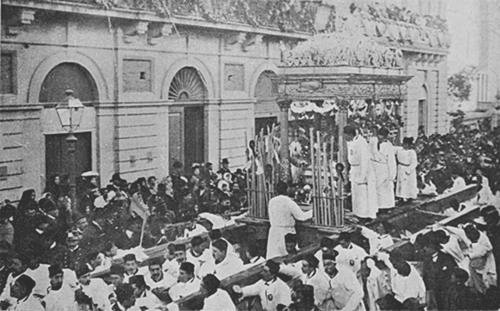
left=321, top=252, right=365, bottom=311
left=377, top=252, right=426, bottom=307
left=77, top=265, right=112, bottom=311
left=187, top=236, right=215, bottom=278
left=200, top=274, right=236, bottom=311
left=372, top=128, right=397, bottom=210
left=266, top=181, right=312, bottom=259
left=334, top=232, right=368, bottom=280
left=43, top=265, right=78, bottom=311
left=396, top=137, right=418, bottom=201
left=8, top=275, right=44, bottom=311
left=344, top=126, right=378, bottom=219
left=464, top=224, right=497, bottom=293
left=168, top=262, right=201, bottom=301
left=233, top=260, right=292, bottom=311
left=212, top=239, right=244, bottom=280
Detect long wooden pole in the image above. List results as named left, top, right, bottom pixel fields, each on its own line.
left=322, top=142, right=328, bottom=226
left=309, top=127, right=317, bottom=224
left=316, top=130, right=322, bottom=224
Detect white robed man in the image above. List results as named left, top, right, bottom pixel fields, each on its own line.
left=266, top=181, right=312, bottom=259
left=186, top=236, right=215, bottom=278
left=463, top=224, right=497, bottom=293
left=168, top=262, right=201, bottom=301
left=212, top=239, right=244, bottom=280
left=376, top=251, right=426, bottom=309
left=200, top=274, right=236, bottom=311
left=76, top=265, right=112, bottom=311
left=344, top=125, right=378, bottom=220
left=372, top=127, right=397, bottom=210
left=8, top=275, right=44, bottom=311
left=44, top=264, right=78, bottom=311
left=233, top=260, right=292, bottom=311
left=334, top=232, right=368, bottom=282
left=320, top=251, right=365, bottom=311
left=395, top=137, right=418, bottom=202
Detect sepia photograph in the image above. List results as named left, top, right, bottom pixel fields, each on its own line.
left=0, top=0, right=499, bottom=310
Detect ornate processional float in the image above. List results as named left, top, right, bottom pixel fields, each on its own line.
left=247, top=33, right=412, bottom=228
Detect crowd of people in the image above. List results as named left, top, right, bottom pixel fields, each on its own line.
left=0, top=157, right=258, bottom=310
left=0, top=116, right=499, bottom=310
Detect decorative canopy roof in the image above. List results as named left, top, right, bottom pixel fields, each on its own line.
left=276, top=31, right=412, bottom=101
left=282, top=33, right=403, bottom=68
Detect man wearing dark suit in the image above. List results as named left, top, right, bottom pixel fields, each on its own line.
left=421, top=236, right=458, bottom=310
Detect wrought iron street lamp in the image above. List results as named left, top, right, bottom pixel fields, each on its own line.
left=55, top=89, right=84, bottom=207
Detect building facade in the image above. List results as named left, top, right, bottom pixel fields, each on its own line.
left=1, top=0, right=449, bottom=200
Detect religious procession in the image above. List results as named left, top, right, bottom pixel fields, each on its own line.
left=1, top=0, right=500, bottom=310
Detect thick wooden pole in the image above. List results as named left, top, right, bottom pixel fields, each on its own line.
left=278, top=98, right=292, bottom=182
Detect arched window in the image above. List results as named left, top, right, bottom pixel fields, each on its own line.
left=168, top=67, right=207, bottom=101
left=39, top=63, right=98, bottom=103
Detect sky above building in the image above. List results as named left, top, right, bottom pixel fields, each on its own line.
left=446, top=0, right=480, bottom=74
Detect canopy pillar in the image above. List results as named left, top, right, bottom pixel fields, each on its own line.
left=278, top=98, right=292, bottom=182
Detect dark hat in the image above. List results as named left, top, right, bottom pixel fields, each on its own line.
left=172, top=161, right=183, bottom=169
left=48, top=264, right=63, bottom=277
left=265, top=260, right=280, bottom=275
left=110, top=173, right=123, bottom=182
left=212, top=239, right=228, bottom=253
left=378, top=127, right=390, bottom=137
left=403, top=137, right=414, bottom=145
left=202, top=274, right=220, bottom=291
left=304, top=255, right=319, bottom=269
left=343, top=125, right=357, bottom=136
left=129, top=275, right=147, bottom=288
left=15, top=275, right=36, bottom=292
left=76, top=265, right=91, bottom=278
left=180, top=262, right=195, bottom=275
left=221, top=158, right=229, bottom=164
left=320, top=237, right=335, bottom=249
left=322, top=252, right=338, bottom=261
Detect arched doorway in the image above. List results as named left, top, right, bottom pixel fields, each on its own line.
left=40, top=63, right=96, bottom=191
left=39, top=62, right=98, bottom=103
left=254, top=71, right=278, bottom=135
left=418, top=85, right=428, bottom=135
left=168, top=67, right=207, bottom=169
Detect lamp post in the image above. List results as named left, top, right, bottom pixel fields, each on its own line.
left=55, top=89, right=84, bottom=208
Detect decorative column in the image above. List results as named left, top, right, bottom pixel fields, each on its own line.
left=335, top=99, right=349, bottom=226
left=278, top=98, right=292, bottom=182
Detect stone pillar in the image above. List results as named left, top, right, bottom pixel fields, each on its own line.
left=278, top=98, right=292, bottom=182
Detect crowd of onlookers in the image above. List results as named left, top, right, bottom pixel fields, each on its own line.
left=415, top=120, right=500, bottom=205
left=0, top=157, right=255, bottom=310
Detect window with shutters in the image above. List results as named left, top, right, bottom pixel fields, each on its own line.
left=123, top=59, right=153, bottom=93
left=1, top=52, right=16, bottom=95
